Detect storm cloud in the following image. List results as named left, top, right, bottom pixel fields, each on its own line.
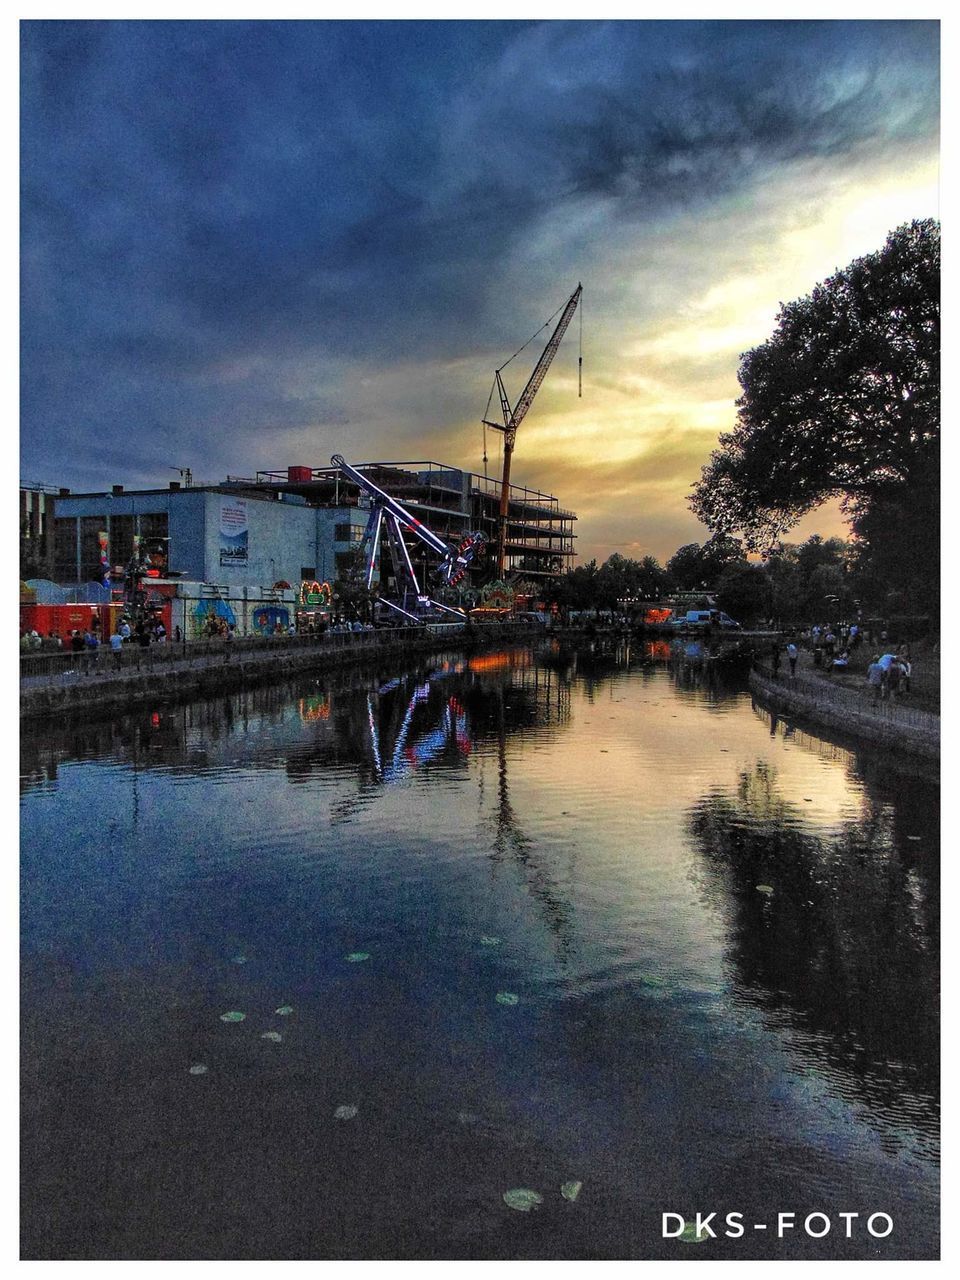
left=20, top=19, right=939, bottom=556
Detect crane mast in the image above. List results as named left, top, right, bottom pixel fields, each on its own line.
left=483, top=283, right=582, bottom=578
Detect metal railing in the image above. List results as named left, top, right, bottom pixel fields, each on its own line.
left=19, top=621, right=543, bottom=687
left=755, top=662, right=939, bottom=734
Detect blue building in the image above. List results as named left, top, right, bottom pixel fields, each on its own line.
left=51, top=460, right=577, bottom=605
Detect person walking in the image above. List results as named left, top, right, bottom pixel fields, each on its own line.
left=866, top=656, right=883, bottom=705
left=786, top=641, right=798, bottom=677
left=109, top=629, right=124, bottom=672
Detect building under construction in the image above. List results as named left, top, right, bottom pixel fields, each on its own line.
left=238, top=460, right=577, bottom=585
left=42, top=284, right=582, bottom=614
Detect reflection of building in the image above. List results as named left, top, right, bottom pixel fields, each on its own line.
left=49, top=461, right=576, bottom=595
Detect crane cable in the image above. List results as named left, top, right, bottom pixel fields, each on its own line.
left=480, top=288, right=580, bottom=469
left=496, top=296, right=568, bottom=375
left=481, top=381, right=497, bottom=477
left=579, top=291, right=583, bottom=397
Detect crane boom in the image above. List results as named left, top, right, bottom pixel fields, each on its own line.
left=486, top=283, right=581, bottom=577
left=505, top=283, right=582, bottom=442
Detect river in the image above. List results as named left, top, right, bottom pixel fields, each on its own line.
left=20, top=639, right=939, bottom=1260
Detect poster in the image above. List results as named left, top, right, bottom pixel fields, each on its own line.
left=219, top=498, right=248, bottom=568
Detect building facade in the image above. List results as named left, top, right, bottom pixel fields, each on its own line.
left=49, top=460, right=576, bottom=601
left=20, top=485, right=57, bottom=580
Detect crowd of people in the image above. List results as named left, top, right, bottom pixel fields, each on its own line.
left=21, top=612, right=173, bottom=671
left=22, top=610, right=384, bottom=660
left=865, top=650, right=913, bottom=704
left=766, top=620, right=917, bottom=707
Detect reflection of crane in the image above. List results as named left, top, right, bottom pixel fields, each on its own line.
left=482, top=284, right=582, bottom=578
left=332, top=454, right=486, bottom=624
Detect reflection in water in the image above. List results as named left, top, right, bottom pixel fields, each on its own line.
left=688, top=761, right=938, bottom=1152
left=20, top=641, right=938, bottom=1260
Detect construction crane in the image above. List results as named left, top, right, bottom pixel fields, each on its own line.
left=483, top=283, right=582, bottom=578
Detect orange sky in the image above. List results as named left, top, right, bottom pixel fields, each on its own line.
left=21, top=20, right=939, bottom=567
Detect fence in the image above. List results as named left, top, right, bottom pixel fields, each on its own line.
left=751, top=662, right=939, bottom=760
left=19, top=621, right=540, bottom=688
left=756, top=662, right=938, bottom=733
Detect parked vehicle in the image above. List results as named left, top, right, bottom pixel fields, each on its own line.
left=673, top=609, right=741, bottom=631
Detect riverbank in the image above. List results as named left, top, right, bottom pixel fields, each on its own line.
left=19, top=623, right=543, bottom=723
left=749, top=664, right=939, bottom=763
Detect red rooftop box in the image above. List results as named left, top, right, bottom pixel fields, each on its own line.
left=287, top=466, right=313, bottom=484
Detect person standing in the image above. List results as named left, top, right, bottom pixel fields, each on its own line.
left=109, top=629, right=123, bottom=672
left=887, top=658, right=902, bottom=699
left=83, top=628, right=99, bottom=672
left=786, top=641, right=798, bottom=676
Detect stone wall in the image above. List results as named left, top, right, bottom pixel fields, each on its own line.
left=20, top=626, right=537, bottom=722
left=749, top=667, right=939, bottom=762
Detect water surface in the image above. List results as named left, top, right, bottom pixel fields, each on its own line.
left=21, top=641, right=939, bottom=1259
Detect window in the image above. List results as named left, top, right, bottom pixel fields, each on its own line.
left=109, top=515, right=134, bottom=573
left=138, top=512, right=169, bottom=574
left=335, top=551, right=360, bottom=580
left=334, top=523, right=364, bottom=543
left=54, top=517, right=78, bottom=581
left=300, top=566, right=316, bottom=580
left=80, top=516, right=107, bottom=582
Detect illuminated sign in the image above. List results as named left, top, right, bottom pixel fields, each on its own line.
left=299, top=579, right=332, bottom=608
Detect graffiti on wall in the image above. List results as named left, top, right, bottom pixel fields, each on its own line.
left=252, top=606, right=291, bottom=635
left=191, top=599, right=237, bottom=638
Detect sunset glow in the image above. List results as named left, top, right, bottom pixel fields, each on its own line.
left=20, top=20, right=939, bottom=563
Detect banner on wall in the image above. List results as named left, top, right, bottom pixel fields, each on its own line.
left=219, top=498, right=249, bottom=567
left=98, top=531, right=110, bottom=586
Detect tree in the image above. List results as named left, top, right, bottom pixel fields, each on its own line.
left=665, top=536, right=746, bottom=591
left=714, top=561, right=769, bottom=626
left=690, top=221, right=940, bottom=586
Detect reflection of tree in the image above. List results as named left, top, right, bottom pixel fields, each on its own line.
left=568, top=635, right=748, bottom=709
left=687, top=761, right=939, bottom=1132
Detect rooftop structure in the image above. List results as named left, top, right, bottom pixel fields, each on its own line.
left=237, top=460, right=577, bottom=582
left=46, top=460, right=577, bottom=594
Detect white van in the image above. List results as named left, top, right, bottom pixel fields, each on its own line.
left=674, top=609, right=741, bottom=631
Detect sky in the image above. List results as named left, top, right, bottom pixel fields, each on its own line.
left=19, top=17, right=940, bottom=564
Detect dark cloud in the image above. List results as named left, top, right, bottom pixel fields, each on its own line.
left=20, top=19, right=939, bottom=497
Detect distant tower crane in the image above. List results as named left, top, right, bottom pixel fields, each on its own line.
left=483, top=283, right=582, bottom=578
